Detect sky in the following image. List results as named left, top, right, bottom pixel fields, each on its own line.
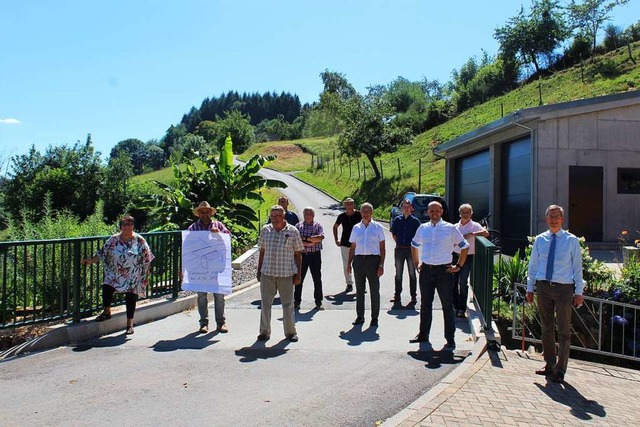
left=1, top=0, right=639, bottom=167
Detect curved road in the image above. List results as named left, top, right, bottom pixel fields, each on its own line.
left=0, top=169, right=473, bottom=427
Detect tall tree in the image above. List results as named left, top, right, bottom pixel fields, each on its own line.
left=567, top=0, right=630, bottom=53
left=338, top=94, right=412, bottom=180
left=494, top=0, right=569, bottom=75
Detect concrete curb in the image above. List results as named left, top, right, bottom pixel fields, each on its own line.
left=0, top=281, right=262, bottom=361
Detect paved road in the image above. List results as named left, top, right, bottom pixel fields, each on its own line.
left=0, top=170, right=474, bottom=427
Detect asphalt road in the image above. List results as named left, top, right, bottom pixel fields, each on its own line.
left=0, top=169, right=474, bottom=427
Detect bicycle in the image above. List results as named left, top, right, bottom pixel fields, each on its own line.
left=479, top=213, right=501, bottom=249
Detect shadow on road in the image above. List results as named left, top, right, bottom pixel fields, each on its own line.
left=326, top=291, right=356, bottom=306
left=235, top=340, right=291, bottom=362
left=72, top=334, right=129, bottom=351
left=338, top=325, right=380, bottom=346
left=250, top=297, right=282, bottom=309
left=387, top=305, right=419, bottom=320
left=295, top=309, right=320, bottom=323
left=407, top=350, right=467, bottom=369
left=151, top=331, right=220, bottom=352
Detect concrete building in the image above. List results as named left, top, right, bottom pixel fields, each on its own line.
left=434, top=90, right=640, bottom=255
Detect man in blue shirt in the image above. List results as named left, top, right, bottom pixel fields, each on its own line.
left=526, top=204, right=585, bottom=383
left=391, top=199, right=421, bottom=306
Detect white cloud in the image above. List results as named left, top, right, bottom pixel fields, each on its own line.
left=0, top=118, right=21, bottom=124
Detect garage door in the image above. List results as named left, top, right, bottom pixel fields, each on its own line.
left=500, top=137, right=531, bottom=255
left=454, top=149, right=490, bottom=221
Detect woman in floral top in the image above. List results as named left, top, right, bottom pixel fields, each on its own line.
left=81, top=214, right=154, bottom=335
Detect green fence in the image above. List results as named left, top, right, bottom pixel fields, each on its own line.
left=0, top=231, right=182, bottom=329
left=472, top=236, right=497, bottom=330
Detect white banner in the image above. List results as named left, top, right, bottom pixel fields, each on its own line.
left=181, top=231, right=232, bottom=295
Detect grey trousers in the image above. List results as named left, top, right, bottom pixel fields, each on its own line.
left=197, top=292, right=226, bottom=326
left=260, top=274, right=297, bottom=337
left=537, top=280, right=574, bottom=375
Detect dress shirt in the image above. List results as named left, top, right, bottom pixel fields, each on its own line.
left=349, top=220, right=386, bottom=255
left=391, top=214, right=421, bottom=247
left=527, top=229, right=586, bottom=295
left=296, top=221, right=324, bottom=253
left=454, top=219, right=484, bottom=255
left=258, top=223, right=304, bottom=277
left=412, top=219, right=468, bottom=265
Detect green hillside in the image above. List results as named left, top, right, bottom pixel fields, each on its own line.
left=146, top=41, right=640, bottom=221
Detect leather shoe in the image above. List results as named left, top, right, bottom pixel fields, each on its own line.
left=551, top=372, right=564, bottom=383
left=370, top=318, right=378, bottom=327
left=198, top=325, right=208, bottom=334
left=535, top=366, right=554, bottom=376
left=409, top=334, right=428, bottom=343
left=345, top=285, right=353, bottom=293
left=444, top=340, right=456, bottom=350
left=352, top=317, right=365, bottom=325
left=286, top=334, right=299, bottom=342
left=257, top=334, right=270, bottom=342
left=216, top=323, right=228, bottom=333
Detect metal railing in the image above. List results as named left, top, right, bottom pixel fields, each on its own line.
left=472, top=236, right=498, bottom=330
left=0, top=231, right=182, bottom=329
left=512, top=283, right=640, bottom=362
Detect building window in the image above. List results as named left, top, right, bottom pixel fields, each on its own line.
left=618, top=168, right=640, bottom=194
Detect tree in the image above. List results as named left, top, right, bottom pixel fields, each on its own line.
left=567, top=0, right=630, bottom=53
left=494, top=0, right=569, bottom=75
left=145, top=147, right=287, bottom=251
left=102, top=152, right=134, bottom=221
left=303, top=70, right=358, bottom=138
left=338, top=94, right=412, bottom=180
left=110, top=138, right=147, bottom=175
left=4, top=140, right=103, bottom=222
left=212, top=110, right=255, bottom=153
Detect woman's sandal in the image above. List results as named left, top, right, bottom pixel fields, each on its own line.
left=95, top=312, right=111, bottom=322
left=125, top=326, right=134, bottom=335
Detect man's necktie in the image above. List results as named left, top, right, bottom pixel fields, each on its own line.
left=545, top=233, right=556, bottom=281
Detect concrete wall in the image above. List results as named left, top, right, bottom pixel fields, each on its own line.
left=533, top=102, right=640, bottom=241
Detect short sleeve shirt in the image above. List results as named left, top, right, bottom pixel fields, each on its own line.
left=258, top=223, right=304, bottom=277
left=453, top=220, right=484, bottom=255
left=349, top=220, right=386, bottom=255
left=335, top=211, right=362, bottom=247
left=412, top=219, right=468, bottom=265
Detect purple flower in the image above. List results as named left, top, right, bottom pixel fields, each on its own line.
left=611, top=315, right=629, bottom=326
left=612, top=289, right=623, bottom=301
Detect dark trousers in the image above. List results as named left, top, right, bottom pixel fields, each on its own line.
left=353, top=255, right=381, bottom=320
left=394, top=247, right=417, bottom=300
left=295, top=251, right=323, bottom=305
left=102, top=284, right=137, bottom=319
left=418, top=264, right=455, bottom=341
left=452, top=253, right=473, bottom=311
left=537, top=280, right=574, bottom=375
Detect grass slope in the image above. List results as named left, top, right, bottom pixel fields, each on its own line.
left=145, top=42, right=640, bottom=221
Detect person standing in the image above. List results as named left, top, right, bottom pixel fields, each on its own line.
left=81, top=215, right=154, bottom=335
left=390, top=199, right=421, bottom=306
left=295, top=207, right=325, bottom=310
left=256, top=205, right=304, bottom=342
left=347, top=203, right=386, bottom=327
left=275, top=196, right=299, bottom=226
left=333, top=197, right=362, bottom=293
left=526, top=204, right=585, bottom=383
left=187, top=201, right=231, bottom=334
left=452, top=204, right=489, bottom=318
left=410, top=201, right=468, bottom=349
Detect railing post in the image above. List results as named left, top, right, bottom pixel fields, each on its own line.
left=474, top=237, right=496, bottom=330
left=173, top=232, right=181, bottom=299
left=72, top=240, right=82, bottom=323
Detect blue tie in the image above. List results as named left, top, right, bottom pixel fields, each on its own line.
left=545, top=233, right=556, bottom=281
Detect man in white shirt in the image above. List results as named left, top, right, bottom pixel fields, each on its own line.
left=411, top=201, right=469, bottom=349
left=347, top=203, right=386, bottom=328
